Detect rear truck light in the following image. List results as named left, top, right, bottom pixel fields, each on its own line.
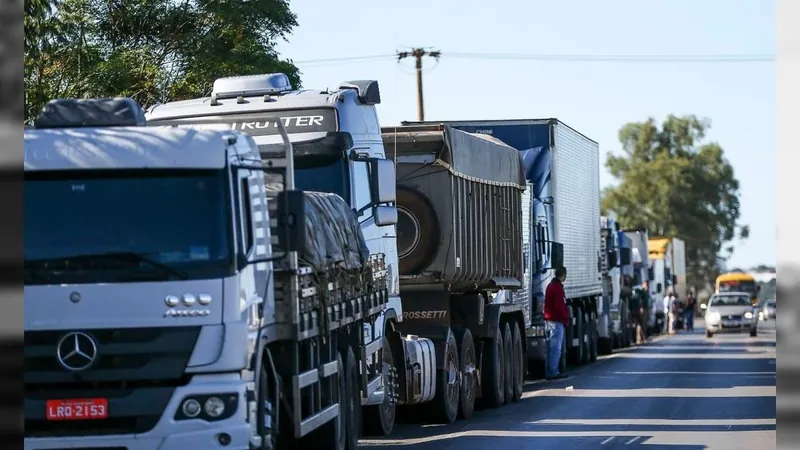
left=174, top=393, right=238, bottom=422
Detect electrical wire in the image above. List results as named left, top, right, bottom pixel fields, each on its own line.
left=293, top=52, right=775, bottom=66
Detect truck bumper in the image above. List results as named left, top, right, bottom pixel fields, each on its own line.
left=24, top=376, right=252, bottom=450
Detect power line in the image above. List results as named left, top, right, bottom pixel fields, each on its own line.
left=293, top=52, right=774, bottom=66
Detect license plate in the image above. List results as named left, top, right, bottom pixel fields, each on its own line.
left=46, top=398, right=108, bottom=420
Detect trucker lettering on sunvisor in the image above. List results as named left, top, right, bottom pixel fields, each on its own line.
left=150, top=108, right=338, bottom=137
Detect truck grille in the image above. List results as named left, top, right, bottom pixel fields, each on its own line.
left=24, top=327, right=200, bottom=437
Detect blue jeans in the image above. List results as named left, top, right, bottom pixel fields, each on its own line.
left=684, top=309, right=694, bottom=330
left=545, top=321, right=564, bottom=378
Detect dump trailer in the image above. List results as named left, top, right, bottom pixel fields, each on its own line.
left=381, top=124, right=528, bottom=423
left=146, top=73, right=403, bottom=439
left=402, top=118, right=602, bottom=376
left=23, top=95, right=392, bottom=450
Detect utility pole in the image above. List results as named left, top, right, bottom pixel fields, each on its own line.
left=397, top=48, right=440, bottom=121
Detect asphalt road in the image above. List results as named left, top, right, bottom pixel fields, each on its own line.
left=360, top=318, right=776, bottom=450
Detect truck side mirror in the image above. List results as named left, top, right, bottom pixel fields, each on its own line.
left=607, top=250, right=619, bottom=268
left=275, top=190, right=306, bottom=253
left=373, top=205, right=397, bottom=226
left=551, top=242, right=564, bottom=271
left=620, top=248, right=632, bottom=265
left=369, top=158, right=396, bottom=204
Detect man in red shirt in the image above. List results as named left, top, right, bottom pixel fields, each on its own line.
left=544, top=266, right=570, bottom=380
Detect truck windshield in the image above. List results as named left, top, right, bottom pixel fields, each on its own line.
left=24, top=169, right=233, bottom=285
left=294, top=156, right=350, bottom=203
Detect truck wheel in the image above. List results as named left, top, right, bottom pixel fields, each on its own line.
left=482, top=323, right=505, bottom=408
left=316, top=352, right=346, bottom=450
left=363, top=335, right=396, bottom=436
left=256, top=360, right=278, bottom=450
left=511, top=323, right=524, bottom=401
left=344, top=348, right=361, bottom=450
left=580, top=314, right=590, bottom=365
left=501, top=323, right=514, bottom=404
left=569, top=309, right=584, bottom=365
left=431, top=331, right=460, bottom=424
left=453, top=328, right=476, bottom=420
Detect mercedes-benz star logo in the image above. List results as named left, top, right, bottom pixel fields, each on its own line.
left=56, top=332, right=98, bottom=371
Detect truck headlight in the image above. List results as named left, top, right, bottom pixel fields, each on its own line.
left=175, top=393, right=238, bottom=421
left=181, top=399, right=202, bottom=418
left=744, top=311, right=753, bottom=319
left=204, top=396, right=226, bottom=418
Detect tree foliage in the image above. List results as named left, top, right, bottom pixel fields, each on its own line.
left=24, top=0, right=301, bottom=123
left=601, top=115, right=748, bottom=291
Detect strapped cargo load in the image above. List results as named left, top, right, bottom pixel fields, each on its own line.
left=382, top=124, right=526, bottom=293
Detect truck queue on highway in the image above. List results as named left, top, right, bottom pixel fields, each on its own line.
left=23, top=73, right=690, bottom=450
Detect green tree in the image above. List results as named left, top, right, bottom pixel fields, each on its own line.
left=601, top=115, right=748, bottom=292
left=24, top=0, right=301, bottom=123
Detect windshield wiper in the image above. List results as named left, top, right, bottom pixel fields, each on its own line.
left=25, top=252, right=189, bottom=280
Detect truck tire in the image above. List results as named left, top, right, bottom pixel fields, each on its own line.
left=511, top=323, right=524, bottom=401
left=588, top=320, right=598, bottom=362
left=431, top=331, right=460, bottom=424
left=396, top=186, right=440, bottom=275
left=316, top=352, right=346, bottom=450
left=580, top=313, right=590, bottom=365
left=569, top=309, right=584, bottom=365
left=501, top=322, right=514, bottom=404
left=344, top=348, right=361, bottom=450
left=256, top=359, right=278, bottom=450
left=453, top=328, right=476, bottom=420
left=482, top=323, right=505, bottom=408
left=363, top=335, right=396, bottom=436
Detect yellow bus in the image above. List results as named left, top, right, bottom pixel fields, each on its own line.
left=715, top=272, right=760, bottom=305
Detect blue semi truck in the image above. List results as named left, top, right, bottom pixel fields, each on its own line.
left=402, top=119, right=603, bottom=375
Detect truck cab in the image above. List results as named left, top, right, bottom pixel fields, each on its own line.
left=24, top=98, right=274, bottom=449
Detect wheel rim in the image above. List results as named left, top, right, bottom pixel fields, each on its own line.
left=446, top=350, right=459, bottom=411
left=380, top=350, right=396, bottom=426
left=462, top=346, right=476, bottom=405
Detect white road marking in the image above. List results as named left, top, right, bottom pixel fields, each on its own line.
left=614, top=352, right=775, bottom=359
left=522, top=386, right=775, bottom=398
left=625, top=436, right=640, bottom=444
left=359, top=430, right=775, bottom=448
left=530, top=419, right=776, bottom=426
left=600, top=436, right=615, bottom=445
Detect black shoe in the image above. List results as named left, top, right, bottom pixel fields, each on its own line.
left=546, top=374, right=569, bottom=380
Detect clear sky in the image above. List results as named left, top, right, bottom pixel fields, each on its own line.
left=276, top=0, right=775, bottom=269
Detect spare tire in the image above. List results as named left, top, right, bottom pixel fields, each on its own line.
left=396, top=185, right=440, bottom=275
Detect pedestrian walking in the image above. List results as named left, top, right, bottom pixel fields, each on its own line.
left=663, top=290, right=678, bottom=334
left=685, top=291, right=696, bottom=331
left=631, top=286, right=647, bottom=344
left=544, top=266, right=570, bottom=380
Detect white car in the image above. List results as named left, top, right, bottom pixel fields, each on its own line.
left=703, top=292, right=758, bottom=338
